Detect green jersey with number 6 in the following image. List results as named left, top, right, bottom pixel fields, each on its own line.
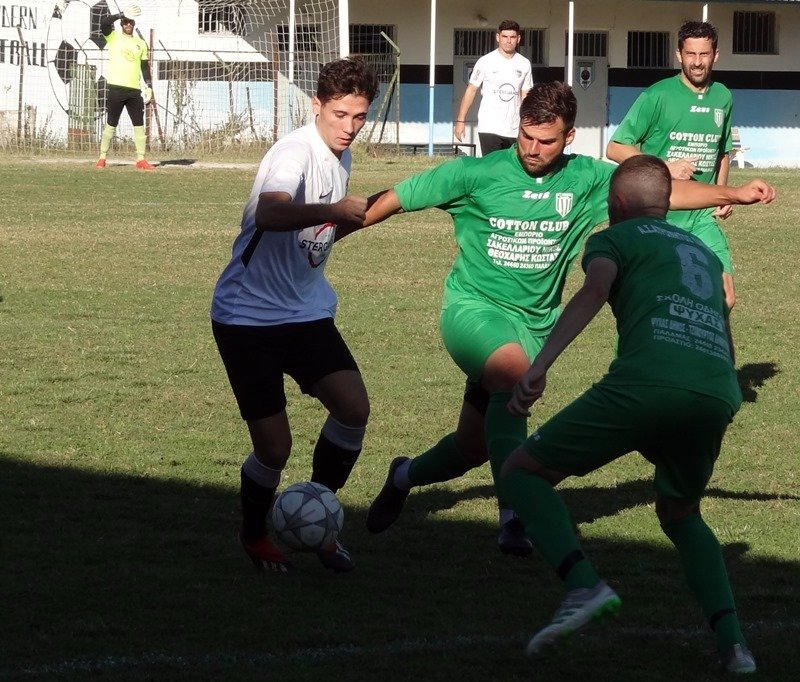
left=582, top=216, right=741, bottom=410
left=394, top=148, right=614, bottom=334
left=610, top=75, right=733, bottom=233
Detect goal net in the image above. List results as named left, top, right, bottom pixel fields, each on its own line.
left=5, top=0, right=362, bottom=154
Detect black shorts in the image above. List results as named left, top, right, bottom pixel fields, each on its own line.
left=106, top=85, right=145, bottom=127
left=478, top=132, right=515, bottom=156
left=212, top=317, right=359, bottom=421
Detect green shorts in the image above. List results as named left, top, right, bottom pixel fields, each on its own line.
left=689, top=220, right=733, bottom=274
left=522, top=382, right=736, bottom=502
left=440, top=294, right=548, bottom=381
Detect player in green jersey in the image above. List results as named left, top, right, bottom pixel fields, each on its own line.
left=607, top=22, right=736, bottom=309
left=361, top=82, right=774, bottom=557
left=499, top=155, right=756, bottom=674
left=95, top=5, right=155, bottom=171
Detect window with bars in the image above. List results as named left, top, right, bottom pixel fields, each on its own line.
left=198, top=1, right=246, bottom=36
left=733, top=11, right=776, bottom=55
left=566, top=31, right=608, bottom=57
left=277, top=25, right=321, bottom=53
left=627, top=31, right=670, bottom=68
left=454, top=28, right=546, bottom=66
left=350, top=24, right=396, bottom=55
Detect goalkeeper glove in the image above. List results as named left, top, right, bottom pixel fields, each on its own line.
left=143, top=86, right=153, bottom=105
left=122, top=5, right=141, bottom=19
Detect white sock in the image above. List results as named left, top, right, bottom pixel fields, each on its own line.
left=392, top=459, right=412, bottom=491
left=499, top=507, right=516, bottom=526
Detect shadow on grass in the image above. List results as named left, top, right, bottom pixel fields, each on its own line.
left=2, top=455, right=797, bottom=682
left=396, top=477, right=799, bottom=526
left=737, top=362, right=779, bottom=403
left=158, top=158, right=199, bottom=167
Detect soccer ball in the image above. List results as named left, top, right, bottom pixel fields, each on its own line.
left=270, top=482, right=343, bottom=551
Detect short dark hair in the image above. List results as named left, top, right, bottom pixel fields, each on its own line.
left=611, top=154, right=671, bottom=193
left=316, top=57, right=379, bottom=105
left=498, top=20, right=521, bottom=34
left=519, top=81, right=577, bottom=131
left=678, top=21, right=718, bottom=51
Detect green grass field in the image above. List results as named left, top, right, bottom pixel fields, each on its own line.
left=1, top=154, right=798, bottom=681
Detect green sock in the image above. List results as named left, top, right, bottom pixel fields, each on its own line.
left=662, top=514, right=745, bottom=650
left=99, top=124, right=115, bottom=157
left=133, top=126, right=147, bottom=160
left=502, top=469, right=600, bottom=590
left=407, top=433, right=471, bottom=486
left=484, top=392, right=527, bottom=508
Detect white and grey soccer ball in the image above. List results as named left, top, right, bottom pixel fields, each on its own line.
left=270, top=482, right=343, bottom=551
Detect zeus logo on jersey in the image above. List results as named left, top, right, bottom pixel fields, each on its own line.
left=522, top=190, right=550, bottom=200
left=297, top=223, right=335, bottom=268
left=690, top=105, right=710, bottom=113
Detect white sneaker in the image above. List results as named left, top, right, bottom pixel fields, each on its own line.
left=526, top=581, right=621, bottom=656
left=720, top=643, right=756, bottom=674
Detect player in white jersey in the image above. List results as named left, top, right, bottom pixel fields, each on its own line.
left=454, top=19, right=533, bottom=156
left=211, top=57, right=379, bottom=574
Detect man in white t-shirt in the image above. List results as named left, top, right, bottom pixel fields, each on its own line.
left=454, top=19, right=533, bottom=156
left=211, top=57, right=378, bottom=575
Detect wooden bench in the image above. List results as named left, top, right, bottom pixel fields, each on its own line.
left=731, top=127, right=750, bottom=168
left=401, top=142, right=477, bottom=157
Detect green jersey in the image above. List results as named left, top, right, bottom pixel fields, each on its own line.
left=106, top=30, right=149, bottom=90
left=610, top=75, right=733, bottom=232
left=583, top=217, right=741, bottom=410
left=395, top=148, right=613, bottom=333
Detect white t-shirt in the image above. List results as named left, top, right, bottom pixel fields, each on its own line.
left=468, top=50, right=533, bottom=137
left=211, top=123, right=349, bottom=326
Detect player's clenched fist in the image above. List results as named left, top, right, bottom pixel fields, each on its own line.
left=735, top=179, right=776, bottom=205
left=332, top=195, right=368, bottom=227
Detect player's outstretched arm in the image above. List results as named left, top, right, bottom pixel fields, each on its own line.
left=732, top=179, right=776, bottom=205
left=363, top=189, right=403, bottom=227
left=508, top=257, right=617, bottom=417
left=100, top=12, right=120, bottom=35
left=670, top=178, right=776, bottom=210
left=255, top=192, right=367, bottom=233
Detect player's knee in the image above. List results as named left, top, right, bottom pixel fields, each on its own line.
left=499, top=446, right=529, bottom=478
left=252, top=446, right=291, bottom=470
left=501, top=449, right=565, bottom=486
left=656, top=495, right=700, bottom=527
left=248, top=420, right=292, bottom=468
left=332, top=397, right=370, bottom=429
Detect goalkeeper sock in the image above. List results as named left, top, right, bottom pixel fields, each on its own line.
left=502, top=469, right=600, bottom=590
left=661, top=514, right=746, bottom=650
left=133, top=126, right=147, bottom=160
left=407, top=433, right=472, bottom=486
left=99, top=124, right=115, bottom=158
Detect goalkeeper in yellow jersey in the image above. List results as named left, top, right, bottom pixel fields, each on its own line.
left=95, top=5, right=155, bottom=170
